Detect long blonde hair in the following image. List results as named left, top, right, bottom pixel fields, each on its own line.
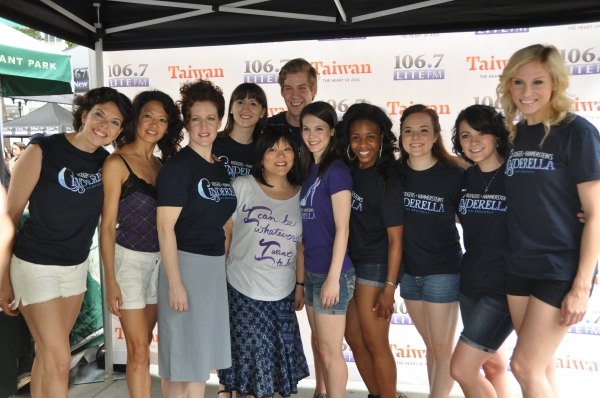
left=497, top=44, right=573, bottom=145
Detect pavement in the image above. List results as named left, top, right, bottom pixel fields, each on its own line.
left=14, top=364, right=471, bottom=398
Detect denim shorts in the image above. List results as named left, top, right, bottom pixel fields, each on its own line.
left=459, top=293, right=514, bottom=353
left=305, top=268, right=356, bottom=315
left=355, top=263, right=387, bottom=288
left=399, top=273, right=460, bottom=303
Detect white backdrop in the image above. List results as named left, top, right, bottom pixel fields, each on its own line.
left=106, top=21, right=600, bottom=396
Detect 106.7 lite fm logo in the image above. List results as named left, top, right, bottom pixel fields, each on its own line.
left=107, top=64, right=150, bottom=87
left=559, top=47, right=600, bottom=75
left=244, top=58, right=372, bottom=84
left=392, top=54, right=445, bottom=80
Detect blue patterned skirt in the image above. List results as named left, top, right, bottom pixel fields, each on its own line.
left=218, top=283, right=309, bottom=398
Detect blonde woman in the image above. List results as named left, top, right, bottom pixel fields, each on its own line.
left=498, top=44, right=600, bottom=398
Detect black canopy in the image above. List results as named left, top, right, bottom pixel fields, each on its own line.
left=1, top=0, right=599, bottom=51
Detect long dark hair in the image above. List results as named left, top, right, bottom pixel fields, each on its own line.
left=399, top=104, right=455, bottom=167
left=451, top=105, right=510, bottom=164
left=251, top=125, right=299, bottom=187
left=339, top=103, right=402, bottom=191
left=221, top=83, right=268, bottom=142
left=114, top=90, right=184, bottom=163
left=299, top=101, right=341, bottom=179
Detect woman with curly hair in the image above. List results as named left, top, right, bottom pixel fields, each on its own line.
left=498, top=44, right=600, bottom=398
left=449, top=105, right=513, bottom=398
left=0, top=87, right=132, bottom=397
left=100, top=90, right=183, bottom=398
left=339, top=103, right=404, bottom=398
left=156, top=79, right=237, bottom=398
left=213, top=82, right=268, bottom=180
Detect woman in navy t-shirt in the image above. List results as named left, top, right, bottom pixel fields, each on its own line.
left=340, top=103, right=404, bottom=398
left=398, top=104, right=464, bottom=398
left=156, top=79, right=237, bottom=394
left=449, top=105, right=514, bottom=398
left=299, top=101, right=354, bottom=398
left=0, top=88, right=132, bottom=397
left=498, top=44, right=600, bottom=398
left=213, top=83, right=268, bottom=180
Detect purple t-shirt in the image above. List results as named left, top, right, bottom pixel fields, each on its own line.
left=300, top=160, right=353, bottom=274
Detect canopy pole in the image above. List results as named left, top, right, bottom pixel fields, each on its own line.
left=92, top=1, right=113, bottom=380
left=1, top=77, right=4, bottom=169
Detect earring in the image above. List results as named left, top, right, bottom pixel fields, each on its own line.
left=379, top=142, right=383, bottom=158
left=79, top=124, right=85, bottom=133
left=347, top=146, right=356, bottom=161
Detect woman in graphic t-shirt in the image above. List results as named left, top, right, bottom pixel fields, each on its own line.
left=299, top=101, right=354, bottom=398
left=212, top=83, right=268, bottom=180
left=498, top=44, right=600, bottom=398
left=218, top=125, right=309, bottom=398
left=339, top=103, right=404, bottom=398
left=449, top=105, right=514, bottom=398
left=398, top=104, right=464, bottom=398
left=156, top=79, right=237, bottom=398
left=100, top=90, right=183, bottom=398
left=0, top=87, right=132, bottom=397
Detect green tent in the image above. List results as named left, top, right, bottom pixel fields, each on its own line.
left=0, top=23, right=72, bottom=97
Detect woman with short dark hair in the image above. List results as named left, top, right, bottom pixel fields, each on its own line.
left=218, top=125, right=309, bottom=398
left=0, top=87, right=132, bottom=398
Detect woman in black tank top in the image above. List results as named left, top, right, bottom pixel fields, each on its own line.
left=100, top=90, right=183, bottom=398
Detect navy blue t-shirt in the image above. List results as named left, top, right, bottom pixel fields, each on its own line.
left=458, top=164, right=508, bottom=301
left=505, top=115, right=600, bottom=281
left=14, top=134, right=108, bottom=265
left=212, top=135, right=255, bottom=181
left=156, top=146, right=237, bottom=256
left=399, top=161, right=464, bottom=276
left=349, top=165, right=404, bottom=266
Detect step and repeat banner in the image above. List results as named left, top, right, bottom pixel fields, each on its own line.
left=106, top=21, right=600, bottom=395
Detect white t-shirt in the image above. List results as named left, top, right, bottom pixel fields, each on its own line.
left=227, top=175, right=302, bottom=301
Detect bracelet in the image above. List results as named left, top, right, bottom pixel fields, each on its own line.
left=295, top=282, right=305, bottom=287
left=385, top=280, right=396, bottom=287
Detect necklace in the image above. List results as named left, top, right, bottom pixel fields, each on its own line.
left=135, top=147, right=154, bottom=167
left=478, top=166, right=500, bottom=193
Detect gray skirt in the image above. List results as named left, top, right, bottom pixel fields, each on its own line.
left=158, top=250, right=231, bottom=382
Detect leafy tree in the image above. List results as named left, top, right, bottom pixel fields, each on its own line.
left=14, top=26, right=43, bottom=41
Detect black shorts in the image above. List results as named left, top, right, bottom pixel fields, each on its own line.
left=505, top=273, right=573, bottom=309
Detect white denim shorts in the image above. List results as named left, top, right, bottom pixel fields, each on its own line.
left=10, top=255, right=88, bottom=309
left=114, top=244, right=161, bottom=309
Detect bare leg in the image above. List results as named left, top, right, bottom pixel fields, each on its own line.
left=483, top=344, right=512, bottom=398
left=120, top=306, right=156, bottom=398
left=313, top=312, right=348, bottom=398
left=306, top=306, right=327, bottom=395
left=355, top=285, right=396, bottom=398
left=20, top=293, right=85, bottom=398
left=404, top=300, right=433, bottom=388
left=312, top=335, right=327, bottom=395
left=450, top=341, right=496, bottom=398
left=344, top=296, right=378, bottom=394
left=405, top=300, right=459, bottom=398
left=508, top=295, right=568, bottom=398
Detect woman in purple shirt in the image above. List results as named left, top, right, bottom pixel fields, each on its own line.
left=100, top=90, right=183, bottom=398
left=299, top=101, right=354, bottom=398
